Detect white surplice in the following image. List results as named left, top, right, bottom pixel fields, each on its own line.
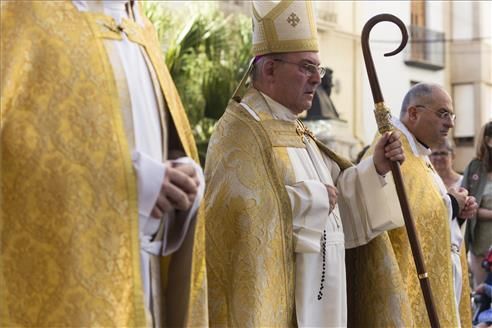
left=242, top=93, right=404, bottom=327
left=72, top=1, right=204, bottom=325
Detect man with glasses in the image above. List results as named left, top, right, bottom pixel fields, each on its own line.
left=204, top=1, right=407, bottom=326
left=346, top=82, right=478, bottom=327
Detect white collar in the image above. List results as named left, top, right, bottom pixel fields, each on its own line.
left=391, top=117, right=431, bottom=157
left=260, top=92, right=298, bottom=122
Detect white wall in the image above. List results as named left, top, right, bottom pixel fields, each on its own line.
left=452, top=1, right=474, bottom=40
left=453, top=83, right=475, bottom=137
left=357, top=1, right=445, bottom=143
left=480, top=1, right=492, bottom=43
left=426, top=1, right=444, bottom=32
left=481, top=84, right=492, bottom=123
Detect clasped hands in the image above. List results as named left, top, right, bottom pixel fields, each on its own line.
left=448, top=187, right=478, bottom=219
left=150, top=162, right=200, bottom=219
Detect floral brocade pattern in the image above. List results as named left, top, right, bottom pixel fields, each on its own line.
left=1, top=2, right=208, bottom=326
left=346, top=133, right=471, bottom=327
left=1, top=2, right=144, bottom=326
left=204, top=89, right=357, bottom=326
left=205, top=102, right=296, bottom=327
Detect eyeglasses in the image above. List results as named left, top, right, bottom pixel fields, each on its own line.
left=273, top=59, right=326, bottom=78
left=415, top=105, right=456, bottom=121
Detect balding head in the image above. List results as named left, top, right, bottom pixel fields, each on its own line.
left=400, top=83, right=441, bottom=120
left=400, top=83, right=455, bottom=148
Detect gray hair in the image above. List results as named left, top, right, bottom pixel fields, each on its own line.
left=400, top=82, right=440, bottom=119
left=250, top=53, right=285, bottom=82
left=435, top=138, right=455, bottom=153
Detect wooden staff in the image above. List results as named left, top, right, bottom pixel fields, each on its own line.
left=361, top=14, right=440, bottom=328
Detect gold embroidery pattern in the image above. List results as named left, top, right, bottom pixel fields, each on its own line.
left=205, top=88, right=354, bottom=326
left=139, top=18, right=198, bottom=161
left=252, top=0, right=318, bottom=56
left=88, top=14, right=124, bottom=41
left=346, top=132, right=471, bottom=327
left=205, top=102, right=295, bottom=326
left=1, top=2, right=145, bottom=326
left=296, top=120, right=313, bottom=138
left=2, top=2, right=209, bottom=326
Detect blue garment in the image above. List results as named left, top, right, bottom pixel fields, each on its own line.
left=478, top=309, right=492, bottom=324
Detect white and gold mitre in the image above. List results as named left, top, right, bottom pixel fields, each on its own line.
left=252, top=0, right=319, bottom=56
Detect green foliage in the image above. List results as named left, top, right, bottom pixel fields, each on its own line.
left=143, top=2, right=252, bottom=163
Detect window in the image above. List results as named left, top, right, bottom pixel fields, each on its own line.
left=405, top=0, right=445, bottom=70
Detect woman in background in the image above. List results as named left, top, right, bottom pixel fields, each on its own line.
left=430, top=139, right=463, bottom=189
left=464, top=121, right=492, bottom=287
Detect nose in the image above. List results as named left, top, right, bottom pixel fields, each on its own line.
left=309, top=70, right=322, bottom=85
left=444, top=117, right=455, bottom=128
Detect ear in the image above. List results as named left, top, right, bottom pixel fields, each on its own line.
left=407, top=106, right=419, bottom=121
left=262, top=59, right=276, bottom=82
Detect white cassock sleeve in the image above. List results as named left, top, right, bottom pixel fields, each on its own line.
left=133, top=150, right=166, bottom=220
left=134, top=153, right=204, bottom=310
left=286, top=180, right=331, bottom=253
left=160, top=157, right=205, bottom=256
left=132, top=152, right=204, bottom=255
left=336, top=156, right=404, bottom=249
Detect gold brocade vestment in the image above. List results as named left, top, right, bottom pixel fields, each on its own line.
left=204, top=88, right=351, bottom=326
left=346, top=131, right=472, bottom=327
left=0, top=2, right=207, bottom=326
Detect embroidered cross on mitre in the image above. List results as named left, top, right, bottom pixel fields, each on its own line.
left=287, top=12, right=301, bottom=27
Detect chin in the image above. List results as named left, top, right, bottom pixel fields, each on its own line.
left=302, top=102, right=313, bottom=111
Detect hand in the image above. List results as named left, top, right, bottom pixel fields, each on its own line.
left=476, top=283, right=487, bottom=294
left=476, top=283, right=492, bottom=297
left=459, top=195, right=478, bottom=219
left=325, top=184, right=338, bottom=213
left=173, top=162, right=200, bottom=201
left=373, top=131, right=405, bottom=176
left=448, top=186, right=468, bottom=213
left=150, top=162, right=199, bottom=218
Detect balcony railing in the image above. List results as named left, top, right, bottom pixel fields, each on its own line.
left=404, top=25, right=445, bottom=70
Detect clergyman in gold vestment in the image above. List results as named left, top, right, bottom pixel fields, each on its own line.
left=346, top=83, right=478, bottom=327
left=1, top=1, right=207, bottom=327
left=204, top=1, right=407, bottom=326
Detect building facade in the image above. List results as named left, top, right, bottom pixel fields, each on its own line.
left=218, top=1, right=491, bottom=167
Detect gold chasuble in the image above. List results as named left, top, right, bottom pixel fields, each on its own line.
left=346, top=131, right=471, bottom=327
left=204, top=88, right=351, bottom=326
left=1, top=2, right=207, bottom=327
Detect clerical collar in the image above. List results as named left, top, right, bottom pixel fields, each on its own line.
left=260, top=92, right=298, bottom=122
left=416, top=139, right=430, bottom=149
